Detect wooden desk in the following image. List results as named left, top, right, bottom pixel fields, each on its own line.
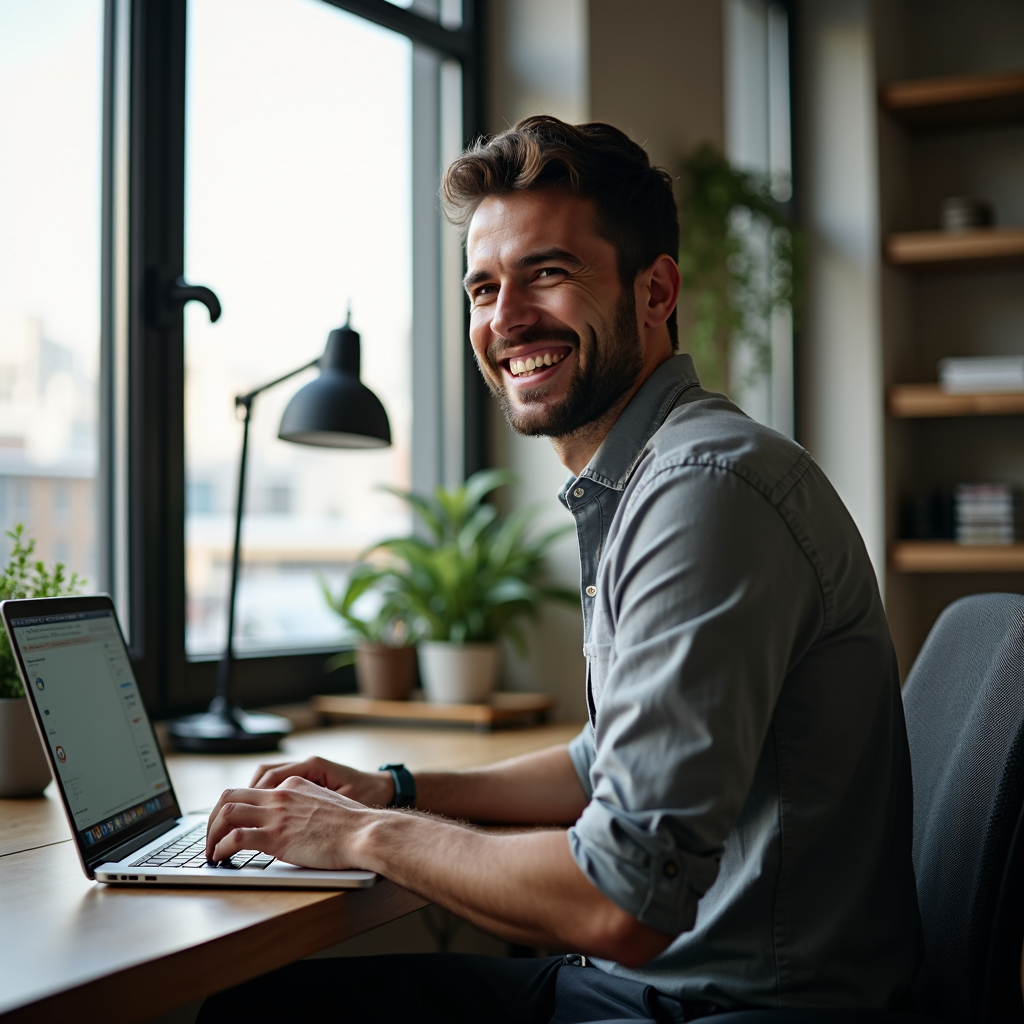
left=0, top=721, right=580, bottom=1023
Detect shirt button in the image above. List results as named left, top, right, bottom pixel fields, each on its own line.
left=573, top=487, right=585, bottom=498
left=663, top=861, right=678, bottom=878
left=585, top=585, right=597, bottom=597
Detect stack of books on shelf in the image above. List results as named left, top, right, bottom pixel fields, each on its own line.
left=955, top=483, right=1021, bottom=545
left=939, top=356, right=1024, bottom=393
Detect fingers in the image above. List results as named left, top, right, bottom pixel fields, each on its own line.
left=205, top=788, right=276, bottom=860
left=250, top=756, right=340, bottom=790
left=249, top=761, right=287, bottom=787
left=210, top=826, right=272, bottom=862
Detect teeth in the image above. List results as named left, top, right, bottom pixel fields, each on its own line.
left=509, top=352, right=564, bottom=377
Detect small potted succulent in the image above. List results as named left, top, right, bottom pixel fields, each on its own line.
left=327, top=469, right=577, bottom=704
left=0, top=526, right=84, bottom=797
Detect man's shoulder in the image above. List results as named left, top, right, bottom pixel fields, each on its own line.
left=634, top=389, right=812, bottom=507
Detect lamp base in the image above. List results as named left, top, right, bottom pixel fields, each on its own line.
left=166, top=705, right=292, bottom=754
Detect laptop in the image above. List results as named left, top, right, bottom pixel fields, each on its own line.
left=0, top=594, right=376, bottom=890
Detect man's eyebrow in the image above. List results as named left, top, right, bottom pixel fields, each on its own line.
left=516, top=247, right=584, bottom=270
left=463, top=247, right=585, bottom=291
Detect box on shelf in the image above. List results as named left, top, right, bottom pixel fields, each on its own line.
left=954, top=483, right=1021, bottom=546
left=938, top=356, right=1024, bottom=394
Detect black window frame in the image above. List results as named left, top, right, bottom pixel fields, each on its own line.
left=102, top=0, right=486, bottom=718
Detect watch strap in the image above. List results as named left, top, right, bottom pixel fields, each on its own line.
left=379, top=763, right=416, bottom=808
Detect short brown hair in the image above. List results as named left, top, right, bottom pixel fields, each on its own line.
left=442, top=115, right=680, bottom=349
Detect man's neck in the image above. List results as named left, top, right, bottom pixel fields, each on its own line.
left=549, top=349, right=673, bottom=476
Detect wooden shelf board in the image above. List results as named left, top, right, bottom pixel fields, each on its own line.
left=881, top=69, right=1024, bottom=130
left=888, top=384, right=1024, bottom=418
left=890, top=542, right=1024, bottom=574
left=885, top=228, right=1024, bottom=267
left=311, top=690, right=555, bottom=729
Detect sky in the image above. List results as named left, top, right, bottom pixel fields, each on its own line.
left=0, top=0, right=103, bottom=364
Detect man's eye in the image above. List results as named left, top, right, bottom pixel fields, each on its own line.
left=536, top=267, right=565, bottom=280
left=472, top=284, right=497, bottom=300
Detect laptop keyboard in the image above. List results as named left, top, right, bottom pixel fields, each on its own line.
left=130, top=824, right=275, bottom=871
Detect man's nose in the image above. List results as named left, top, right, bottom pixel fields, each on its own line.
left=488, top=282, right=540, bottom=341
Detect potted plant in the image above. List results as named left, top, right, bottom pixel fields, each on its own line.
left=676, top=143, right=800, bottom=397
left=327, top=469, right=577, bottom=704
left=0, top=526, right=84, bottom=797
left=322, top=566, right=418, bottom=701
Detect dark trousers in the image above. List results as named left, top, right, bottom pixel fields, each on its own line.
left=196, top=952, right=711, bottom=1023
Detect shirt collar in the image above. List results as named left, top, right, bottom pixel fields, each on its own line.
left=558, top=354, right=702, bottom=504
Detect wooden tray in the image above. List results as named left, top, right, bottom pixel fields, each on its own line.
left=311, top=691, right=556, bottom=731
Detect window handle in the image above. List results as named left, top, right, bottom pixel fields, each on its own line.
left=168, top=276, right=222, bottom=323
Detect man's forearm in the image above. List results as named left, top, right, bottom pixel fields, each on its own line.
left=351, top=811, right=671, bottom=965
left=410, top=745, right=589, bottom=825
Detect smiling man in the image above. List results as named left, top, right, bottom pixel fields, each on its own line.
left=198, top=118, right=922, bottom=1023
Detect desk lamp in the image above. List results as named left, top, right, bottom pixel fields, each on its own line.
left=168, top=315, right=391, bottom=753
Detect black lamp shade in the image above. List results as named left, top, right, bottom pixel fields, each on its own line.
left=278, top=322, right=391, bottom=448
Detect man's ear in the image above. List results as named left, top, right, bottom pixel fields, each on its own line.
left=638, top=254, right=682, bottom=331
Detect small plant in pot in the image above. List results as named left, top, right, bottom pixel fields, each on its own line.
left=322, top=568, right=419, bottom=701
left=340, top=469, right=578, bottom=705
left=0, top=526, right=84, bottom=797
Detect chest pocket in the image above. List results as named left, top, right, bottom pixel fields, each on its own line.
left=583, top=642, right=614, bottom=726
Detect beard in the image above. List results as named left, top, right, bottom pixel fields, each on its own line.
left=481, top=287, right=643, bottom=439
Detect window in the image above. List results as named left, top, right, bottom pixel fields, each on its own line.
left=183, top=0, right=419, bottom=657
left=102, top=0, right=482, bottom=714
left=0, top=1, right=104, bottom=584
left=723, top=0, right=795, bottom=437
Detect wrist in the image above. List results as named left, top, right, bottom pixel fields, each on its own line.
left=350, top=808, right=401, bottom=871
left=371, top=770, right=396, bottom=807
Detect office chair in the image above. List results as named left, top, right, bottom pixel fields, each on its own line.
left=902, top=592, right=1024, bottom=1023
left=627, top=593, right=1023, bottom=1024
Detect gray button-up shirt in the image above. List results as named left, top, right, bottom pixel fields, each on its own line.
left=562, top=354, right=922, bottom=1010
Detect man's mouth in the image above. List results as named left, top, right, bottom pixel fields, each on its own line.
left=498, top=345, right=574, bottom=381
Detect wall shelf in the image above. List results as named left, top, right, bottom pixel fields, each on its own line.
left=881, top=68, right=1024, bottom=130
left=891, top=541, right=1024, bottom=574
left=888, top=384, right=1024, bottom=418
left=885, top=228, right=1024, bottom=267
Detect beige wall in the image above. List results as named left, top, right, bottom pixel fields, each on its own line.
left=482, top=0, right=725, bottom=720
left=588, top=0, right=724, bottom=170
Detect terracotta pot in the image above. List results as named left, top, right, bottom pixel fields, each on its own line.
left=417, top=642, right=499, bottom=704
left=0, top=697, right=52, bottom=798
left=354, top=644, right=417, bottom=701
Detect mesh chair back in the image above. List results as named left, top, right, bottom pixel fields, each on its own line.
left=902, top=593, right=1024, bottom=1022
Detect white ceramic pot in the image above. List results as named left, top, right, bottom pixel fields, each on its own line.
left=0, top=697, right=52, bottom=798
left=417, top=642, right=499, bottom=704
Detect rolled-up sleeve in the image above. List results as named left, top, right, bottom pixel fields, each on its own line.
left=567, top=461, right=823, bottom=937
left=567, top=722, right=596, bottom=798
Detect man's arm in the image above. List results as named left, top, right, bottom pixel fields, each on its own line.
left=203, top=776, right=673, bottom=967
left=248, top=743, right=590, bottom=825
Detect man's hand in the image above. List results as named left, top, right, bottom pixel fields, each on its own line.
left=249, top=756, right=393, bottom=807
left=205, top=776, right=375, bottom=868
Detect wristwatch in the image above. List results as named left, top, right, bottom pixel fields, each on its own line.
left=379, top=763, right=416, bottom=808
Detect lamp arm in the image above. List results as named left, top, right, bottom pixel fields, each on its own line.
left=236, top=358, right=320, bottom=406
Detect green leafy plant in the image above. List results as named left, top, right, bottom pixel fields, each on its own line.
left=1, top=525, right=85, bottom=698
left=323, top=469, right=578, bottom=654
left=677, top=143, right=800, bottom=395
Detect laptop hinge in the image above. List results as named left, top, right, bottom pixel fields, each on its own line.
left=88, top=818, right=178, bottom=870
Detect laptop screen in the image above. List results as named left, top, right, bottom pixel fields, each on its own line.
left=9, top=606, right=177, bottom=855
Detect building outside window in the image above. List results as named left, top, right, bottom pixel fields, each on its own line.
left=0, top=1, right=104, bottom=585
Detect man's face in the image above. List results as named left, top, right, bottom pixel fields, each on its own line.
left=464, top=189, right=642, bottom=438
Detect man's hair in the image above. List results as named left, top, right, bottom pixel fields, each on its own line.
left=442, top=115, right=680, bottom=349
